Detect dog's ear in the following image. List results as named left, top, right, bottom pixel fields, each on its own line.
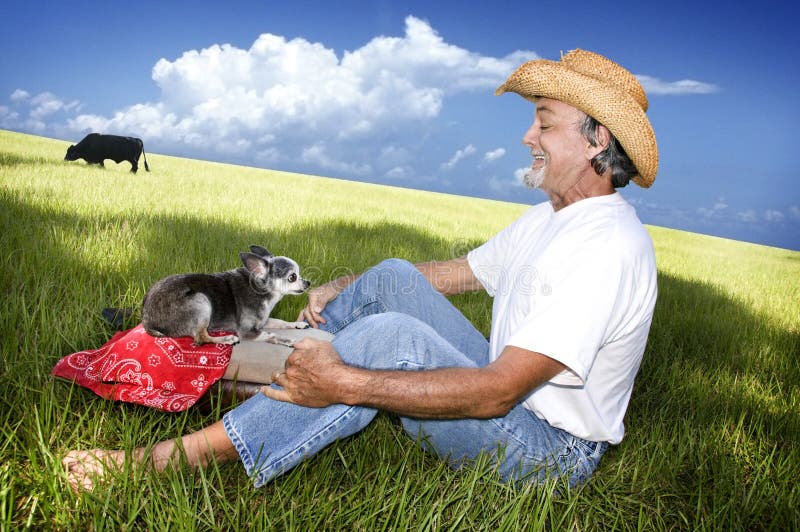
left=249, top=245, right=273, bottom=259
left=240, top=252, right=271, bottom=278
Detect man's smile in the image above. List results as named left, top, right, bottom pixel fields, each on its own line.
left=531, top=149, right=546, bottom=169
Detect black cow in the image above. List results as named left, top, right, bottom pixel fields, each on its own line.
left=64, top=133, right=150, bottom=173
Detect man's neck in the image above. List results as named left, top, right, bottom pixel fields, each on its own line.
left=546, top=172, right=615, bottom=212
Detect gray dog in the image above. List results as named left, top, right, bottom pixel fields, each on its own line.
left=141, top=245, right=310, bottom=346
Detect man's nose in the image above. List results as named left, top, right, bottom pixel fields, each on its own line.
left=522, top=123, right=538, bottom=147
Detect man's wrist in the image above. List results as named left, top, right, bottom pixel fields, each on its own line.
left=332, top=274, right=357, bottom=292
left=335, top=364, right=369, bottom=406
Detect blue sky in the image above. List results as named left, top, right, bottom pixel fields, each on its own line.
left=2, top=0, right=798, bottom=250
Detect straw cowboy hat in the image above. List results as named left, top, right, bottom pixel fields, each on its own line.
left=495, top=49, right=658, bottom=188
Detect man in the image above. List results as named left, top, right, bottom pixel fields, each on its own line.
left=63, top=49, right=658, bottom=491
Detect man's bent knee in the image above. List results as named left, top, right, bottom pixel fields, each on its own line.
left=374, top=258, right=417, bottom=275
left=357, top=259, right=422, bottom=300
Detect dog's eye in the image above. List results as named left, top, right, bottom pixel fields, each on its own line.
left=288, top=273, right=297, bottom=283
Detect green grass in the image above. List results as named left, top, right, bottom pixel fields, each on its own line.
left=2, top=128, right=798, bottom=530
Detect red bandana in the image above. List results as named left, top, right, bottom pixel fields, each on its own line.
left=51, top=324, right=233, bottom=412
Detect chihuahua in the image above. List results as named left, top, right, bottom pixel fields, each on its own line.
left=141, top=245, right=311, bottom=346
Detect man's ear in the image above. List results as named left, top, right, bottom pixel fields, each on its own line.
left=586, top=124, right=611, bottom=160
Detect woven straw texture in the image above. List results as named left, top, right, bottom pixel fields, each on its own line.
left=495, top=49, right=658, bottom=188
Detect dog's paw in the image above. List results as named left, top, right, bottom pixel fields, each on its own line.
left=293, top=322, right=311, bottom=329
left=217, top=334, right=240, bottom=345
left=265, top=334, right=295, bottom=348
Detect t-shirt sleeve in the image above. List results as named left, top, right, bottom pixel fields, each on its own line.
left=507, top=247, right=624, bottom=386
left=468, top=208, right=538, bottom=296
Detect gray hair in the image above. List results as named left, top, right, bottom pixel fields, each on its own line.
left=580, top=115, right=638, bottom=188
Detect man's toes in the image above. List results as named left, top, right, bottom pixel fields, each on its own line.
left=63, top=454, right=92, bottom=492
left=62, top=450, right=91, bottom=470
left=61, top=449, right=117, bottom=493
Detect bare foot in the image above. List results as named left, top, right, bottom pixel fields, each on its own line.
left=61, top=421, right=236, bottom=492
left=62, top=449, right=126, bottom=492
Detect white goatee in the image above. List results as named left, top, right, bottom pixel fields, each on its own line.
left=523, top=150, right=546, bottom=188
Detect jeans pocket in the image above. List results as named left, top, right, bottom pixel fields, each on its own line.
left=564, top=436, right=607, bottom=487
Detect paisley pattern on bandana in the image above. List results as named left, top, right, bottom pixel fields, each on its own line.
left=51, top=324, right=233, bottom=412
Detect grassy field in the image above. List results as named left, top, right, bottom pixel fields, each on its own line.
left=1, top=128, right=798, bottom=530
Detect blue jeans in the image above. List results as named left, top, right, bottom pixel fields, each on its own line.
left=223, top=259, right=607, bottom=488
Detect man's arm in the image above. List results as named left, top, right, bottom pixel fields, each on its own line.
left=415, top=256, right=484, bottom=296
left=263, top=339, right=566, bottom=419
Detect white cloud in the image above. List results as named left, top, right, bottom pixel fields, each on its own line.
left=627, top=196, right=659, bottom=210
left=384, top=165, right=412, bottom=179
left=482, top=147, right=506, bottom=164
left=488, top=168, right=529, bottom=194
left=1, top=90, right=81, bottom=133
left=697, top=197, right=728, bottom=218
left=0, top=106, right=18, bottom=124
left=637, top=75, right=719, bottom=95
left=13, top=15, right=531, bottom=182
left=789, top=206, right=800, bottom=219
left=487, top=176, right=505, bottom=193
left=440, top=144, right=476, bottom=171
left=736, top=209, right=757, bottom=223
left=764, top=209, right=784, bottom=222
left=29, top=92, right=80, bottom=120
left=301, top=142, right=372, bottom=177
left=379, top=145, right=412, bottom=168
left=10, top=89, right=30, bottom=102
left=341, top=17, right=537, bottom=94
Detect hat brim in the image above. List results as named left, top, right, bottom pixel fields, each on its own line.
left=496, top=60, right=658, bottom=188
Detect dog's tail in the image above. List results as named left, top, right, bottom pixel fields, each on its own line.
left=141, top=322, right=167, bottom=337
left=102, top=307, right=135, bottom=330
left=140, top=315, right=166, bottom=337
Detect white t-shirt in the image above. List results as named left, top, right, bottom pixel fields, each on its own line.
left=467, top=192, right=657, bottom=444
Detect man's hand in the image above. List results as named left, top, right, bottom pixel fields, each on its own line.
left=261, top=338, right=349, bottom=407
left=296, top=284, right=337, bottom=328
left=296, top=274, right=357, bottom=328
